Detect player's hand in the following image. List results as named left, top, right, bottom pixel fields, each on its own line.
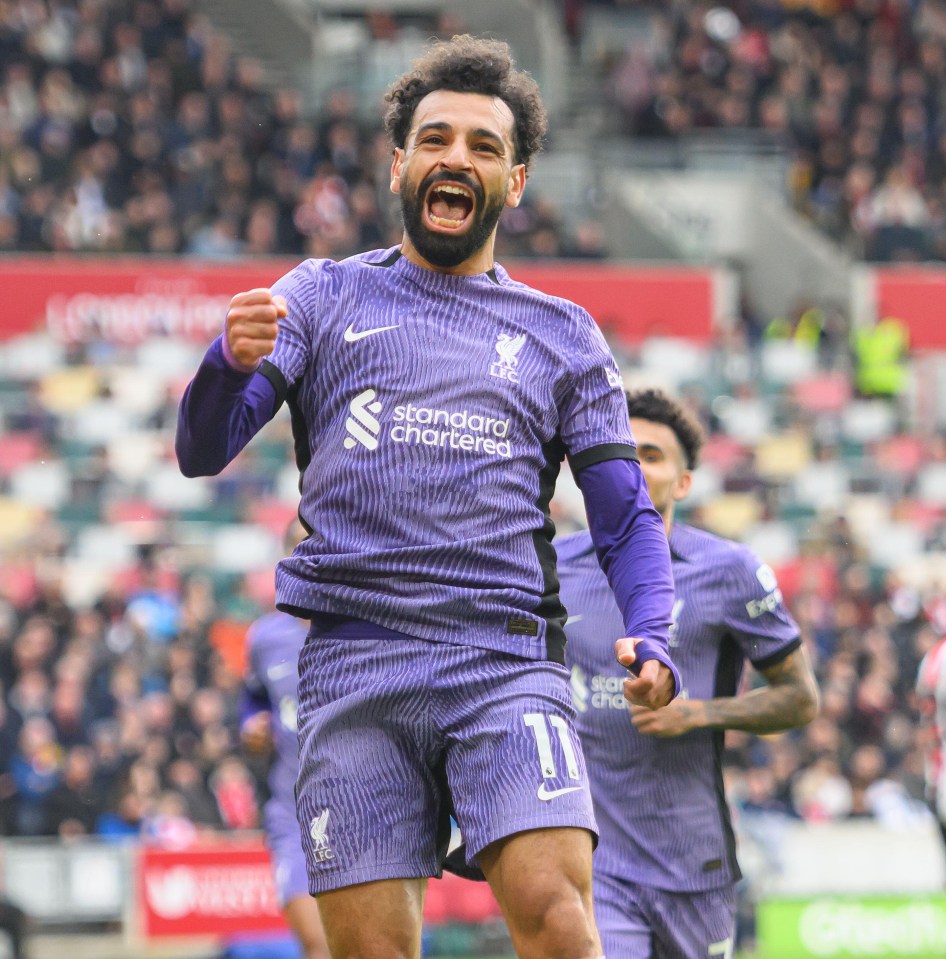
left=630, top=699, right=702, bottom=737
left=240, top=711, right=273, bottom=753
left=615, top=638, right=675, bottom=709
left=225, top=288, right=287, bottom=369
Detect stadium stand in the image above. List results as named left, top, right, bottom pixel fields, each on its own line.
left=582, top=0, right=946, bottom=261
left=0, top=0, right=587, bottom=258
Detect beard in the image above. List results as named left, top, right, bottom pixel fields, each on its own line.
left=400, top=171, right=506, bottom=269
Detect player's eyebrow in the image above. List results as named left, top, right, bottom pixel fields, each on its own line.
left=637, top=443, right=665, bottom=458
left=415, top=121, right=506, bottom=148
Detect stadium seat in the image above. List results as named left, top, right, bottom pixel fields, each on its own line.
left=759, top=340, right=817, bottom=385
left=841, top=400, right=898, bottom=444
left=793, top=372, right=853, bottom=414
left=753, top=431, right=812, bottom=481
left=917, top=463, right=946, bottom=507
left=638, top=337, right=710, bottom=389
left=743, top=521, right=800, bottom=567
left=0, top=333, right=65, bottom=380
left=866, top=522, right=925, bottom=569
left=0, top=497, right=43, bottom=546
left=211, top=525, right=281, bottom=573
left=793, top=461, right=850, bottom=512
left=699, top=493, right=762, bottom=539
left=38, top=367, right=101, bottom=414
left=0, top=432, right=43, bottom=477
left=716, top=395, right=774, bottom=445
left=9, top=459, right=70, bottom=509
left=73, top=524, right=137, bottom=569
left=145, top=463, right=214, bottom=511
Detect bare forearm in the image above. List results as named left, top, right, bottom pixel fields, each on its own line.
left=695, top=685, right=815, bottom=733
left=694, top=648, right=819, bottom=733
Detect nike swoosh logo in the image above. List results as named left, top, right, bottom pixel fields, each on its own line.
left=536, top=783, right=583, bottom=802
left=344, top=322, right=400, bottom=342
left=565, top=614, right=583, bottom=626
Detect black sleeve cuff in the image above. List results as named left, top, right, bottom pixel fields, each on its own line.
left=751, top=636, right=802, bottom=672
left=568, top=442, right=640, bottom=475
left=258, top=359, right=288, bottom=412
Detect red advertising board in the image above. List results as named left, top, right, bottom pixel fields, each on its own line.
left=872, top=267, right=946, bottom=350
left=137, top=841, right=287, bottom=939
left=0, top=257, right=719, bottom=345
left=136, top=838, right=502, bottom=940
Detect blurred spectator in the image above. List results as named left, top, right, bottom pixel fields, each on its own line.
left=850, top=314, right=910, bottom=400
left=43, top=744, right=103, bottom=837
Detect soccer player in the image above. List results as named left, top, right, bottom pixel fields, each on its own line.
left=176, top=35, right=679, bottom=959
left=558, top=388, right=820, bottom=959
left=916, top=634, right=946, bottom=865
left=241, top=521, right=329, bottom=959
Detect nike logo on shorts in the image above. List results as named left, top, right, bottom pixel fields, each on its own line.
left=344, top=322, right=400, bottom=342
left=536, top=783, right=583, bottom=801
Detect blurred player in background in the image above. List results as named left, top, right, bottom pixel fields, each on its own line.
left=916, top=634, right=946, bottom=869
left=176, top=34, right=678, bottom=959
left=241, top=520, right=329, bottom=959
left=559, top=388, right=819, bottom=959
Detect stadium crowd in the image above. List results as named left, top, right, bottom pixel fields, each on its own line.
left=598, top=0, right=946, bottom=261
left=0, top=0, right=589, bottom=260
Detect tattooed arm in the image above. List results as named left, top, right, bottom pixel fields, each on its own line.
left=630, top=646, right=820, bottom=738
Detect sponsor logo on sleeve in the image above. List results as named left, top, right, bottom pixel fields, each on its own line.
left=746, top=564, right=784, bottom=619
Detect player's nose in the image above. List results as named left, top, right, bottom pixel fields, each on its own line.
left=438, top=138, right=473, bottom=171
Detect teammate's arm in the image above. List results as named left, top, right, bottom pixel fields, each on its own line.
left=176, top=289, right=286, bottom=476
left=631, top=645, right=819, bottom=737
left=239, top=682, right=275, bottom=753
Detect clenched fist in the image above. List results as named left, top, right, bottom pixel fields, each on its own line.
left=225, top=288, right=287, bottom=370
left=615, top=637, right=676, bottom=710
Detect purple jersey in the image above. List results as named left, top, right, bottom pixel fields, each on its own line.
left=244, top=611, right=308, bottom=816
left=558, top=523, right=800, bottom=892
left=182, top=247, right=644, bottom=663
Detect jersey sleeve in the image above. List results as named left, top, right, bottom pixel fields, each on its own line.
left=557, top=312, right=637, bottom=471
left=720, top=547, right=801, bottom=669
left=175, top=260, right=333, bottom=477
left=260, top=258, right=335, bottom=396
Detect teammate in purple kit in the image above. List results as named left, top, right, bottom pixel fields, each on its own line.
left=176, top=35, right=679, bottom=959
left=241, top=521, right=329, bottom=959
left=558, top=388, right=820, bottom=959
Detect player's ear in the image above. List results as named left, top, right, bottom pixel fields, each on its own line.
left=504, top=163, right=526, bottom=208
left=673, top=470, right=692, bottom=502
left=390, top=149, right=404, bottom=194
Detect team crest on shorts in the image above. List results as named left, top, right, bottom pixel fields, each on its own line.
left=309, top=809, right=334, bottom=862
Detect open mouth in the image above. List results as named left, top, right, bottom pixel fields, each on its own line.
left=425, top=182, right=475, bottom=231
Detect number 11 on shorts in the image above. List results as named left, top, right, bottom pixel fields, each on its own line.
left=523, top=712, right=580, bottom=780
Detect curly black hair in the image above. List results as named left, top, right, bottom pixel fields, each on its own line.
left=626, top=388, right=705, bottom=470
left=383, top=34, right=547, bottom=171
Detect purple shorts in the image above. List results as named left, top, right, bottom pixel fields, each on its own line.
left=264, top=801, right=310, bottom=906
left=594, top=871, right=736, bottom=959
left=295, top=633, right=597, bottom=895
